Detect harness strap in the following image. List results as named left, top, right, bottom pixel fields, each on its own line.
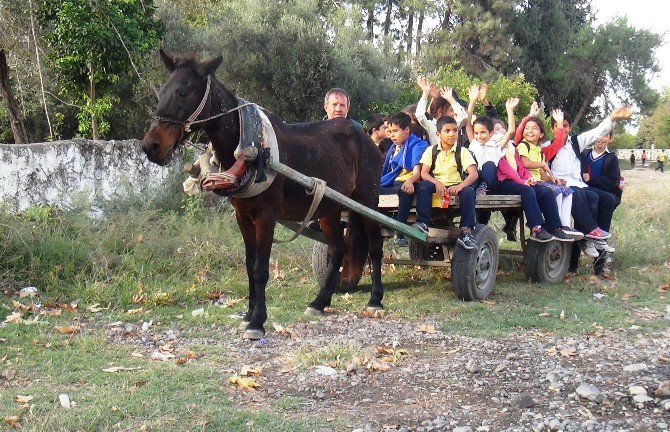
left=273, top=178, right=327, bottom=244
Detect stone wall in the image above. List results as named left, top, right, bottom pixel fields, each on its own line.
left=0, top=139, right=181, bottom=211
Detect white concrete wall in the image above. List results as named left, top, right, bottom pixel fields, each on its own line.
left=616, top=148, right=667, bottom=162
left=0, top=139, right=181, bottom=211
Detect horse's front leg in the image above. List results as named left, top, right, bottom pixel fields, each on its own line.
left=243, top=213, right=276, bottom=340
left=306, top=212, right=345, bottom=315
left=235, top=213, right=257, bottom=330
left=362, top=217, right=384, bottom=310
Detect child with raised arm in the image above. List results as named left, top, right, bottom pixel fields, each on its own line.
left=465, top=84, right=519, bottom=196
left=379, top=112, right=429, bottom=246
left=413, top=116, right=479, bottom=249
left=514, top=106, right=582, bottom=240
left=415, top=76, right=468, bottom=147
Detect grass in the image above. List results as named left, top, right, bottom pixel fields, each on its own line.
left=1, top=167, right=669, bottom=430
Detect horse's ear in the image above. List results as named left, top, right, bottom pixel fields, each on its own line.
left=159, top=48, right=176, bottom=72
left=197, top=55, right=223, bottom=77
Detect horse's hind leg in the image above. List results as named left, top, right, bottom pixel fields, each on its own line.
left=362, top=217, right=384, bottom=310
left=306, top=212, right=345, bottom=315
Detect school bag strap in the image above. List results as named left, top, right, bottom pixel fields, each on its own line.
left=429, top=143, right=477, bottom=180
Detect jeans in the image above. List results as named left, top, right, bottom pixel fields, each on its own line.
left=585, top=187, right=616, bottom=231
left=570, top=187, right=598, bottom=233
left=494, top=180, right=561, bottom=231
left=475, top=161, right=497, bottom=224
left=414, top=181, right=476, bottom=228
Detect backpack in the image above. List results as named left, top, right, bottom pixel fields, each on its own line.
left=429, top=142, right=477, bottom=180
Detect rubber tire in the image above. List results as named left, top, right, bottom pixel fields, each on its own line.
left=409, top=239, right=445, bottom=261
left=524, top=240, right=571, bottom=283
left=311, top=241, right=363, bottom=293
left=451, top=224, right=498, bottom=301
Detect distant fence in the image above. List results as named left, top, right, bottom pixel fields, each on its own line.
left=0, top=139, right=181, bottom=212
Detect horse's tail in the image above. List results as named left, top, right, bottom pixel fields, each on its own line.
left=341, top=211, right=369, bottom=291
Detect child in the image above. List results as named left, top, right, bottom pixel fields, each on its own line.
left=366, top=113, right=392, bottom=157
left=495, top=144, right=572, bottom=243
left=415, top=76, right=468, bottom=147
left=379, top=112, right=429, bottom=246
left=514, top=108, right=582, bottom=240
left=465, top=84, right=519, bottom=196
left=414, top=116, right=479, bottom=249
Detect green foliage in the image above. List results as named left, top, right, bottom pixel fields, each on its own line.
left=609, top=132, right=635, bottom=151
left=36, top=0, right=164, bottom=137
left=637, top=88, right=670, bottom=149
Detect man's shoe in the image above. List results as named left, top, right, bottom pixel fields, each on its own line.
left=582, top=240, right=599, bottom=258
left=394, top=235, right=409, bottom=247
left=529, top=227, right=554, bottom=242
left=412, top=222, right=430, bottom=235
left=585, top=227, right=611, bottom=240
left=457, top=231, right=477, bottom=250
left=552, top=229, right=574, bottom=242
left=476, top=182, right=488, bottom=196
left=561, top=226, right=584, bottom=240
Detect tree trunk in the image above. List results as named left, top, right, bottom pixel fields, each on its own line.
left=416, top=10, right=424, bottom=54
left=573, top=83, right=596, bottom=126
left=28, top=0, right=53, bottom=140
left=89, top=63, right=98, bottom=140
left=383, top=0, right=392, bottom=37
left=366, top=6, right=374, bottom=41
left=441, top=1, right=453, bottom=29
left=406, top=9, right=414, bottom=55
left=0, top=48, right=29, bottom=144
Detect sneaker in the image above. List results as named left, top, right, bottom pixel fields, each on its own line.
left=394, top=235, right=408, bottom=247
left=412, top=221, right=429, bottom=235
left=476, top=181, right=488, bottom=196
left=561, top=226, right=584, bottom=240
left=582, top=240, right=599, bottom=258
left=457, top=230, right=477, bottom=250
left=585, top=227, right=611, bottom=240
left=529, top=227, right=554, bottom=242
left=502, top=222, right=517, bottom=242
left=595, top=242, right=616, bottom=253
left=552, top=228, right=574, bottom=242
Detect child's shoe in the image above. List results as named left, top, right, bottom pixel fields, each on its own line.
left=560, top=226, right=584, bottom=240
left=552, top=228, right=574, bottom=242
left=585, top=227, right=610, bottom=240
left=595, top=241, right=616, bottom=253
left=581, top=240, right=599, bottom=258
left=412, top=221, right=430, bottom=235
left=476, top=181, right=488, bottom=196
left=529, top=226, right=554, bottom=242
left=457, top=230, right=477, bottom=250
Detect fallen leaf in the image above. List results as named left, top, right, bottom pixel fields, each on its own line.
left=3, top=312, right=22, bottom=324
left=223, top=298, right=244, bottom=308
left=55, top=326, right=81, bottom=334
left=658, top=284, right=670, bottom=293
left=15, top=395, right=34, bottom=404
left=361, top=308, right=386, bottom=319
left=545, top=347, right=558, bottom=356
left=4, top=415, right=20, bottom=428
left=183, top=349, right=199, bottom=360
left=560, top=310, right=566, bottom=320
left=206, top=290, right=223, bottom=300
left=622, top=292, right=639, bottom=299
left=299, top=276, right=308, bottom=284
left=44, top=308, right=62, bottom=317
left=342, top=293, right=352, bottom=302
left=11, top=301, right=32, bottom=311
left=228, top=376, right=259, bottom=390
left=560, top=348, right=577, bottom=357
left=160, top=342, right=175, bottom=353
left=482, top=300, right=497, bottom=306
left=132, top=293, right=147, bottom=304
left=664, top=261, right=670, bottom=269
left=271, top=322, right=292, bottom=336
left=88, top=303, right=108, bottom=313
left=151, top=351, right=175, bottom=362
left=126, top=307, right=145, bottom=315
left=240, top=365, right=262, bottom=377
left=102, top=366, right=142, bottom=373
left=658, top=355, right=670, bottom=364
left=369, top=360, right=390, bottom=371
left=417, top=324, right=437, bottom=334
left=538, top=312, right=551, bottom=318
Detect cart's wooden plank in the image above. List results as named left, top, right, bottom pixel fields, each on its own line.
left=378, top=194, right=522, bottom=210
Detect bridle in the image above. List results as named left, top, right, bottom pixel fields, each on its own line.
left=153, top=74, right=255, bottom=146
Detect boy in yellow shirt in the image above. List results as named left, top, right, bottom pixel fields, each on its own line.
left=416, top=116, right=479, bottom=249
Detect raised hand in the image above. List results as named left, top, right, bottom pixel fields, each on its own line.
left=478, top=83, right=489, bottom=102
left=551, top=108, right=564, bottom=125
left=610, top=106, right=633, bottom=121
left=416, top=75, right=431, bottom=93
left=468, top=85, right=480, bottom=103
left=529, top=101, right=540, bottom=117
left=506, top=97, right=520, bottom=111
left=439, top=86, right=454, bottom=102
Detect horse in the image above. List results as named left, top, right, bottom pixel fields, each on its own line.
left=141, top=50, right=385, bottom=339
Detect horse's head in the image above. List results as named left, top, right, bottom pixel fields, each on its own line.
left=141, top=50, right=224, bottom=165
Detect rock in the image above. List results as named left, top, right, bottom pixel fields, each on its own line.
left=58, top=393, right=71, bottom=409
left=655, top=380, right=670, bottom=397
left=511, top=393, right=535, bottom=409
left=345, top=362, right=359, bottom=373
left=576, top=383, right=605, bottom=403
left=623, top=363, right=649, bottom=373
left=546, top=372, right=560, bottom=383
left=314, top=365, right=338, bottom=377
left=453, top=427, right=473, bottom=432
left=466, top=359, right=481, bottom=374
left=632, top=394, right=653, bottom=404
left=662, top=399, right=670, bottom=411
left=628, top=385, right=647, bottom=396
left=548, top=419, right=563, bottom=430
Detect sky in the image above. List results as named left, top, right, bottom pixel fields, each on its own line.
left=590, top=0, right=669, bottom=92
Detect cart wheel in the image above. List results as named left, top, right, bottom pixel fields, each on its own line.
left=524, top=240, right=571, bottom=283
left=311, top=241, right=363, bottom=293
left=409, top=239, right=445, bottom=261
left=451, top=224, right=498, bottom=301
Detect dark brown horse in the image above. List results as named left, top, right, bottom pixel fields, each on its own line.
left=141, top=50, right=385, bottom=339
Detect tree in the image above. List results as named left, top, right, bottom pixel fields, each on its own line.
left=0, top=46, right=28, bottom=143
left=37, top=0, right=164, bottom=138
left=637, top=88, right=670, bottom=149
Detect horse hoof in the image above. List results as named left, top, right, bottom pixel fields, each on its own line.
left=304, top=307, right=324, bottom=316
left=366, top=306, right=383, bottom=312
left=238, top=320, right=250, bottom=331
left=243, top=329, right=265, bottom=340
